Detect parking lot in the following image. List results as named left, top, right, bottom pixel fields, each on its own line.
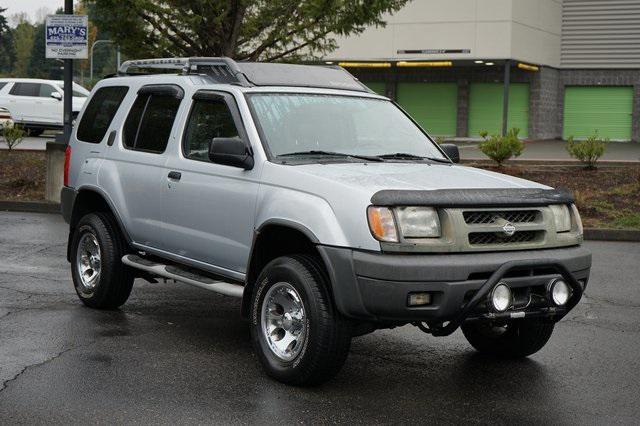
left=0, top=211, right=639, bottom=424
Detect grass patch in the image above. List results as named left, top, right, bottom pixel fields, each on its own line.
left=613, top=213, right=640, bottom=229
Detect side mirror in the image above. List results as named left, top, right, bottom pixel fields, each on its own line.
left=208, top=137, right=254, bottom=170
left=440, top=143, right=460, bottom=163
left=51, top=92, right=63, bottom=101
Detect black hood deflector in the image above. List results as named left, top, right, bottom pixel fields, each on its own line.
left=371, top=188, right=574, bottom=208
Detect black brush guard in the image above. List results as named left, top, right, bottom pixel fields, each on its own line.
left=415, top=259, right=584, bottom=337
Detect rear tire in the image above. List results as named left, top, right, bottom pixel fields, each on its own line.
left=250, top=255, right=351, bottom=386
left=461, top=320, right=555, bottom=358
left=70, top=212, right=134, bottom=309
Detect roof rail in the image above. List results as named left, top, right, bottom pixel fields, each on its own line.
left=117, top=57, right=251, bottom=86
left=116, top=57, right=373, bottom=93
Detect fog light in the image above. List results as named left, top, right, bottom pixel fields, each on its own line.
left=408, top=292, right=432, bottom=307
left=549, top=279, right=571, bottom=306
left=490, top=283, right=512, bottom=312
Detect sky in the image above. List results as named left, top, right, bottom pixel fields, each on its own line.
left=0, top=0, right=70, bottom=24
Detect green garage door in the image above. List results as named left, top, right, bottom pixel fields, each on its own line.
left=469, top=83, right=529, bottom=138
left=364, top=82, right=386, bottom=96
left=563, top=87, right=633, bottom=141
left=397, top=83, right=457, bottom=136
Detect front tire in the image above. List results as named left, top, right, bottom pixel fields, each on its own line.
left=461, top=320, right=555, bottom=358
left=70, top=212, right=134, bottom=309
left=250, top=255, right=351, bottom=386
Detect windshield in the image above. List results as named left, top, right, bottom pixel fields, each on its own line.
left=247, top=93, right=446, bottom=161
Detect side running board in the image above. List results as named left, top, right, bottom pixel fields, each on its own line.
left=122, top=254, right=244, bottom=298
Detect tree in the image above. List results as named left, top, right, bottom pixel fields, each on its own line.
left=84, top=0, right=409, bottom=61
left=0, top=7, right=14, bottom=75
left=11, top=15, right=35, bottom=77
left=28, top=22, right=64, bottom=79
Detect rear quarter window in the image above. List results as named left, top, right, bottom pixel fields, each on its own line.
left=123, top=89, right=182, bottom=154
left=77, top=86, right=129, bottom=144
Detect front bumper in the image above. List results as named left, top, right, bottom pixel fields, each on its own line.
left=317, top=245, right=591, bottom=328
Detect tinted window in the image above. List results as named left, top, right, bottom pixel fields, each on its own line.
left=183, top=99, right=240, bottom=161
left=123, top=92, right=181, bottom=153
left=38, top=84, right=58, bottom=98
left=9, top=82, right=39, bottom=97
left=77, top=86, right=129, bottom=144
left=0, top=82, right=7, bottom=91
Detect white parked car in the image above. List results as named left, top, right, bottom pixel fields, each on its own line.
left=0, top=78, right=90, bottom=136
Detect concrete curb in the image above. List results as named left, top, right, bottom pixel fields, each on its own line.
left=0, top=200, right=60, bottom=214
left=0, top=201, right=638, bottom=242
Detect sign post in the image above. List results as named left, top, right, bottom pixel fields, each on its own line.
left=45, top=8, right=88, bottom=143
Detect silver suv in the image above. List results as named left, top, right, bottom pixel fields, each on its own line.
left=61, top=57, right=591, bottom=386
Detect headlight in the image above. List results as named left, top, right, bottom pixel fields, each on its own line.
left=367, top=206, right=441, bottom=242
left=396, top=207, right=441, bottom=238
left=367, top=206, right=398, bottom=242
left=550, top=204, right=571, bottom=232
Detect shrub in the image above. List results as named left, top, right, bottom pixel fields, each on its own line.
left=566, top=134, right=607, bottom=169
left=2, top=120, right=27, bottom=151
left=478, top=128, right=524, bottom=167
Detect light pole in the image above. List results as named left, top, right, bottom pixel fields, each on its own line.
left=90, top=40, right=120, bottom=82
left=62, top=0, right=73, bottom=143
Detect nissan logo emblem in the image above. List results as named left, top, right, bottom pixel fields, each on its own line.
left=502, top=222, right=517, bottom=236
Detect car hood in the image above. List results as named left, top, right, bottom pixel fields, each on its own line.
left=288, top=162, right=548, bottom=194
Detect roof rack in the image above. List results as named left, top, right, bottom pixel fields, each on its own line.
left=116, top=57, right=373, bottom=93
left=118, top=57, right=251, bottom=86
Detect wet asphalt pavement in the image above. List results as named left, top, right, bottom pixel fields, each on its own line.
left=0, top=212, right=639, bottom=424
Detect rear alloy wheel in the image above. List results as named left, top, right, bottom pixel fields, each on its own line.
left=461, top=320, right=555, bottom=358
left=250, top=255, right=351, bottom=386
left=70, top=212, right=134, bottom=309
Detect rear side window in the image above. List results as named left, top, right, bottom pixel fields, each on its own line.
left=123, top=90, right=182, bottom=154
left=77, top=86, right=129, bottom=144
left=183, top=99, right=240, bottom=161
left=9, top=82, right=39, bottom=97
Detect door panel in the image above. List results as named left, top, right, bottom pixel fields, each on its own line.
left=105, top=85, right=183, bottom=250
left=468, top=83, right=529, bottom=137
left=397, top=82, right=457, bottom=137
left=162, top=92, right=258, bottom=274
left=37, top=84, right=63, bottom=123
left=563, top=86, right=633, bottom=141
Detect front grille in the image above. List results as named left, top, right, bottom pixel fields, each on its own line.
left=463, top=210, right=540, bottom=225
left=468, top=230, right=542, bottom=246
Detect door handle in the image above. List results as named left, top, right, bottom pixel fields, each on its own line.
left=168, top=171, right=182, bottom=180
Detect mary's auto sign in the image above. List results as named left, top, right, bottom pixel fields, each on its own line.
left=45, top=15, right=88, bottom=59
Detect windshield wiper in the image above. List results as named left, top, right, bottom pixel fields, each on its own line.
left=278, top=150, right=383, bottom=162
left=378, top=153, right=451, bottom=163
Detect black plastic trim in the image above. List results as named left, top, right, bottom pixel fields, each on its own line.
left=317, top=244, right=591, bottom=323
left=60, top=186, right=77, bottom=224
left=371, top=188, right=574, bottom=207
left=137, top=84, right=184, bottom=99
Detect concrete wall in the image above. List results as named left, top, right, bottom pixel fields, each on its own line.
left=326, top=0, right=562, bottom=67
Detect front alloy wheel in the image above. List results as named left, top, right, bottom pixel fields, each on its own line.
left=261, top=282, right=308, bottom=361
left=250, top=255, right=351, bottom=386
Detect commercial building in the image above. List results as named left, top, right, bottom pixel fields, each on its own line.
left=324, top=0, right=640, bottom=142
